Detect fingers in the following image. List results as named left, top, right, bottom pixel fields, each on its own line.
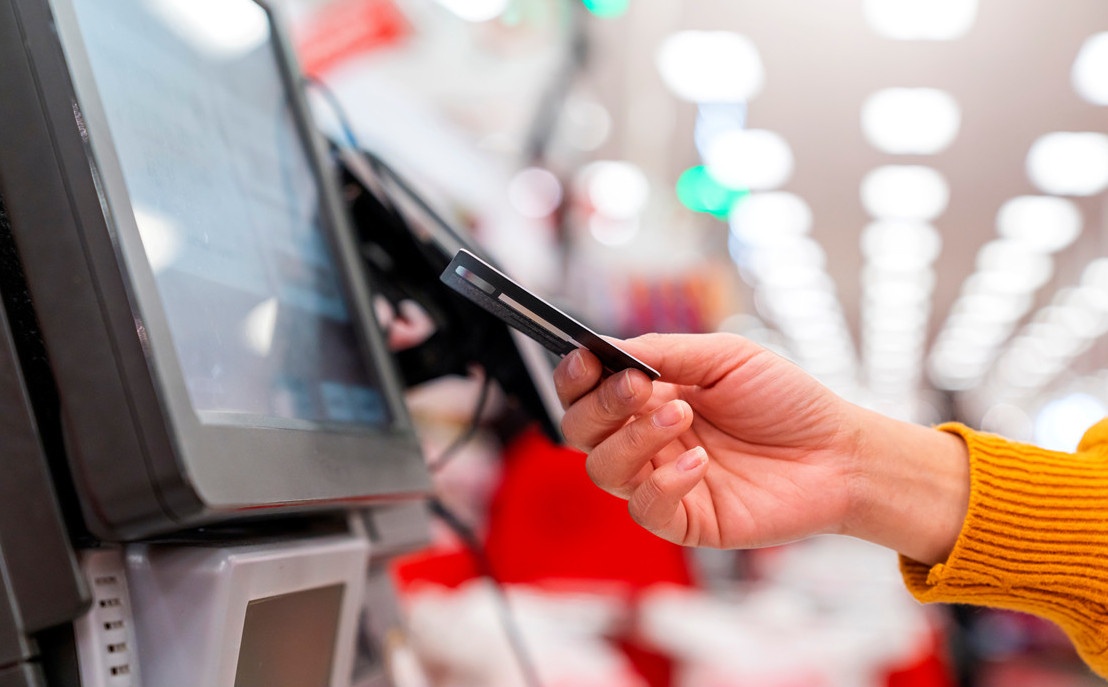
left=553, top=348, right=604, bottom=410
left=586, top=399, right=694, bottom=498
left=558, top=366, right=655, bottom=450
left=628, top=447, right=710, bottom=541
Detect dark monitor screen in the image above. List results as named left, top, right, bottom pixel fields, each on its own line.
left=234, top=584, right=345, bottom=687
left=70, top=0, right=389, bottom=430
left=0, top=0, right=430, bottom=539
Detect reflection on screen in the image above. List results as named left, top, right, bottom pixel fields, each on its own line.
left=68, top=0, right=391, bottom=429
left=234, top=585, right=345, bottom=687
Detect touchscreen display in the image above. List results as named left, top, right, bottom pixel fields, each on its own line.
left=68, top=0, right=391, bottom=429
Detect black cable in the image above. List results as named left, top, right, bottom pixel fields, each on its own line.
left=426, top=372, right=494, bottom=473
left=302, top=74, right=360, bottom=150
left=427, top=496, right=544, bottom=687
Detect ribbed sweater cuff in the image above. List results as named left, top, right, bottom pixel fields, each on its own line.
left=900, top=422, right=1108, bottom=676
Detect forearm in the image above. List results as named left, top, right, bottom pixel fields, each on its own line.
left=867, top=420, right=1108, bottom=677
left=842, top=406, right=970, bottom=566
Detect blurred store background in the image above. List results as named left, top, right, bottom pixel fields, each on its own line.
left=277, top=0, right=1108, bottom=685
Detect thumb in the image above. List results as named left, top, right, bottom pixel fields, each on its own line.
left=616, top=332, right=767, bottom=388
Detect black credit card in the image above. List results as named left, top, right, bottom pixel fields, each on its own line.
left=440, top=249, right=660, bottom=380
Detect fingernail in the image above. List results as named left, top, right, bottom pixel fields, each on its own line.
left=566, top=350, right=585, bottom=380
left=677, top=447, right=707, bottom=472
left=652, top=401, right=685, bottom=428
left=616, top=372, right=635, bottom=401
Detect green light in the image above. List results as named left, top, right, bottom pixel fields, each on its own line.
left=676, top=166, right=749, bottom=218
left=582, top=0, right=629, bottom=18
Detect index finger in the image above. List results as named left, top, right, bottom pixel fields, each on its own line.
left=553, top=348, right=604, bottom=410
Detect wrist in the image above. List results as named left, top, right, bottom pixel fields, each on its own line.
left=843, top=407, right=970, bottom=565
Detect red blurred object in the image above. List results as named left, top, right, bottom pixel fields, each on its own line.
left=392, top=427, right=692, bottom=687
left=293, top=0, right=409, bottom=78
left=483, top=427, right=693, bottom=590
left=882, top=623, right=955, bottom=687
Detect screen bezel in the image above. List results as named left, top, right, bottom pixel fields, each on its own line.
left=36, top=0, right=429, bottom=532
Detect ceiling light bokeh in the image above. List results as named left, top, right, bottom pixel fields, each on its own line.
left=704, top=129, right=794, bottom=190
left=861, top=88, right=961, bottom=154
left=861, top=166, right=950, bottom=221
left=655, top=31, right=765, bottom=104
left=728, top=192, right=812, bottom=248
left=995, top=195, right=1083, bottom=253
left=862, top=0, right=978, bottom=40
left=1072, top=32, right=1108, bottom=106
left=1026, top=131, right=1108, bottom=196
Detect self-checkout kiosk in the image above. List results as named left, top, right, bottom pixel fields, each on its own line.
left=0, top=0, right=547, bottom=685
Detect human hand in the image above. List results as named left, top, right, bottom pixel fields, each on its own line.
left=554, top=332, right=969, bottom=564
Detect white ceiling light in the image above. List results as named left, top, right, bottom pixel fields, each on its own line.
left=581, top=161, right=650, bottom=220
left=742, top=237, right=827, bottom=281
left=975, top=239, right=1055, bottom=287
left=939, top=321, right=1011, bottom=347
left=704, top=129, right=794, bottom=190
left=1073, top=33, right=1108, bottom=106
left=860, top=221, right=942, bottom=267
left=865, top=280, right=933, bottom=306
left=656, top=31, right=765, bottom=104
left=862, top=266, right=936, bottom=293
left=758, top=287, right=841, bottom=321
left=929, top=359, right=985, bottom=391
left=862, top=0, right=978, bottom=41
left=757, top=267, right=834, bottom=291
left=1026, top=132, right=1108, bottom=196
left=952, top=291, right=1033, bottom=323
left=861, top=166, right=949, bottom=221
left=1083, top=258, right=1108, bottom=293
left=1059, top=286, right=1108, bottom=317
left=1041, top=305, right=1103, bottom=340
left=965, top=266, right=1054, bottom=295
left=996, top=195, right=1083, bottom=253
left=861, top=88, right=961, bottom=154
left=864, top=305, right=929, bottom=333
left=729, top=192, right=812, bottom=247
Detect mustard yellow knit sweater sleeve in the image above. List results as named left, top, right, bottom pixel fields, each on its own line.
left=900, top=419, right=1108, bottom=676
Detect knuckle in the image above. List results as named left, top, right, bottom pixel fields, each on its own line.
left=616, top=415, right=654, bottom=457
left=595, top=382, right=623, bottom=419
left=628, top=473, right=664, bottom=528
